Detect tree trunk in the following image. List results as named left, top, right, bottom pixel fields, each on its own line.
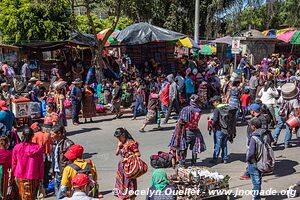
left=84, top=0, right=122, bottom=83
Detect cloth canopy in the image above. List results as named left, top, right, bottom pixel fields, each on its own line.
left=200, top=44, right=216, bottom=55
left=261, top=29, right=277, bottom=38
left=277, top=30, right=297, bottom=43
left=177, top=37, right=199, bottom=49
left=291, top=31, right=300, bottom=45
left=239, top=29, right=268, bottom=39
left=209, top=36, right=232, bottom=45
left=116, top=22, right=186, bottom=45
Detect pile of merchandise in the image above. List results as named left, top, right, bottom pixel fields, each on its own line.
left=169, top=166, right=230, bottom=200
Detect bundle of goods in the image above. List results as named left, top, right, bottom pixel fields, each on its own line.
left=12, top=97, right=31, bottom=118
left=169, top=166, right=230, bottom=200
left=230, top=69, right=242, bottom=82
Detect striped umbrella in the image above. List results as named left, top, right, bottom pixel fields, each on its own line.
left=200, top=44, right=216, bottom=55
left=290, top=30, right=300, bottom=44
left=97, top=28, right=120, bottom=45
left=277, top=30, right=297, bottom=43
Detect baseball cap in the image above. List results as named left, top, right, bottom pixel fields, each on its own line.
left=36, top=81, right=44, bottom=85
left=249, top=103, right=261, bottom=113
left=0, top=100, right=8, bottom=111
left=30, top=122, right=40, bottom=130
left=72, top=174, right=90, bottom=188
left=64, top=144, right=84, bottom=161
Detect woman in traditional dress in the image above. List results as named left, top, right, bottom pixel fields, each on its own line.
left=12, top=127, right=44, bottom=200
left=146, top=169, right=176, bottom=200
left=55, top=87, right=67, bottom=126
left=114, top=128, right=140, bottom=200
left=43, top=102, right=59, bottom=133
left=121, top=77, right=132, bottom=108
left=0, top=136, right=12, bottom=200
left=139, top=87, right=161, bottom=132
left=82, top=84, right=96, bottom=123
left=96, top=82, right=104, bottom=104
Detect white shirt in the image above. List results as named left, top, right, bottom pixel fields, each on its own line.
left=258, top=87, right=279, bottom=105
left=62, top=192, right=99, bottom=200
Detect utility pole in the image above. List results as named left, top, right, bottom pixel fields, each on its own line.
left=194, top=0, right=200, bottom=44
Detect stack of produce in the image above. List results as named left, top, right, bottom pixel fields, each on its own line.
left=169, top=166, right=230, bottom=199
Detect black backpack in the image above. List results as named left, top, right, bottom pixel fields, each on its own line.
left=70, top=163, right=99, bottom=198
left=218, top=105, right=238, bottom=143
left=150, top=151, right=174, bottom=169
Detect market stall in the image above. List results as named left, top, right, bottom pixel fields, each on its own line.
left=169, top=166, right=230, bottom=200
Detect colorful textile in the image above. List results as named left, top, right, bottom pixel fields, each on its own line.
left=168, top=123, right=187, bottom=151
left=82, top=88, right=96, bottom=118
left=229, top=87, right=241, bottom=109
left=169, top=124, right=206, bottom=154
left=44, top=112, right=59, bottom=126
left=16, top=178, right=39, bottom=200
left=115, top=141, right=139, bottom=199
left=96, top=84, right=104, bottom=104
left=144, top=110, right=157, bottom=125
left=0, top=148, right=11, bottom=200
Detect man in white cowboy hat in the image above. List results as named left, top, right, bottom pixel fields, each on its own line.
left=0, top=82, right=13, bottom=103
left=70, top=78, right=83, bottom=126
left=273, top=83, right=300, bottom=149
left=27, top=77, right=38, bottom=92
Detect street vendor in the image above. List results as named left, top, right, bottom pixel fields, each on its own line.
left=146, top=169, right=176, bottom=200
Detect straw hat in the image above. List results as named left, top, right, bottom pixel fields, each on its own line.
left=29, top=77, right=38, bottom=82
left=1, top=82, right=10, bottom=88
left=281, top=83, right=299, bottom=100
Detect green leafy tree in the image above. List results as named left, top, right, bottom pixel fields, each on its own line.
left=0, top=0, right=71, bottom=43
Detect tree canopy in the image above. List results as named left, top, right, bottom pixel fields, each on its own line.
left=0, top=0, right=71, bottom=43
left=0, top=0, right=299, bottom=44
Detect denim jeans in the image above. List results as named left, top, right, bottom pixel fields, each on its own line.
left=43, top=158, right=52, bottom=189
left=164, top=99, right=180, bottom=123
left=133, top=95, right=146, bottom=117
left=241, top=106, right=248, bottom=123
left=54, top=172, right=63, bottom=199
left=273, top=117, right=292, bottom=145
left=213, top=130, right=228, bottom=161
left=248, top=164, right=262, bottom=200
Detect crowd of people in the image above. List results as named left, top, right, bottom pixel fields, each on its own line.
left=0, top=52, right=299, bottom=200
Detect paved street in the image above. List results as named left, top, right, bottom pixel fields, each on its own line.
left=50, top=113, right=300, bottom=200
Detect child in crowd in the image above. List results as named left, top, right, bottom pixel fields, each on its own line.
left=240, top=89, right=251, bottom=123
